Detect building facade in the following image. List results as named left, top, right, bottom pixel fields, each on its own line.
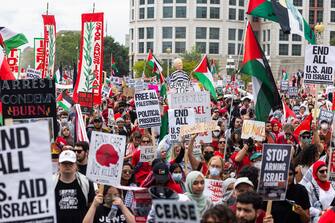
left=129, top=0, right=335, bottom=78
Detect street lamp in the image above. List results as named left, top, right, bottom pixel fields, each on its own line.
left=166, top=47, right=171, bottom=75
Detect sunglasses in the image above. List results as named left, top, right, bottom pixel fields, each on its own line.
left=122, top=169, right=133, bottom=174
left=219, top=141, right=226, bottom=144
left=93, top=119, right=102, bottom=122
left=73, top=150, right=83, bottom=154
left=318, top=169, right=328, bottom=174
left=301, top=136, right=311, bottom=139
left=142, top=140, right=151, bottom=143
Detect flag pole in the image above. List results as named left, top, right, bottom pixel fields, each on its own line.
left=46, top=2, right=49, bottom=15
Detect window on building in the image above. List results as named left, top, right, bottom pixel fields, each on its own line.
left=267, top=30, right=270, bottom=41
left=209, top=42, right=219, bottom=54
left=254, top=31, right=259, bottom=40
left=237, top=43, right=244, bottom=54
left=162, top=27, right=173, bottom=38
left=148, top=0, right=154, bottom=4
left=229, top=8, right=236, bottom=20
left=131, top=9, right=134, bottom=20
left=262, top=30, right=266, bottom=41
left=147, top=42, right=154, bottom=53
left=196, top=7, right=207, bottom=18
left=267, top=44, right=270, bottom=55
left=197, top=0, right=207, bottom=3
left=292, top=34, right=302, bottom=41
left=331, top=31, right=335, bottom=42
left=238, top=29, right=243, bottom=41
left=139, top=42, right=144, bottom=53
left=163, top=7, right=173, bottom=18
left=317, top=10, right=323, bottom=22
left=238, top=9, right=244, bottom=21
left=147, top=27, right=154, bottom=39
left=239, top=0, right=244, bottom=6
left=332, top=0, right=335, bottom=8
left=175, top=42, right=186, bottom=53
left=139, top=8, right=145, bottom=19
left=253, top=16, right=259, bottom=22
left=196, top=42, right=206, bottom=53
left=228, top=43, right=235, bottom=55
left=309, top=0, right=314, bottom=6
left=140, top=0, right=145, bottom=5
left=130, top=29, right=133, bottom=40
left=176, top=0, right=187, bottom=3
left=292, top=44, right=301, bottom=56
left=196, top=27, right=207, bottom=39
left=317, top=0, right=323, bottom=7
left=309, top=10, right=315, bottom=24
left=138, top=28, right=144, bottom=39
left=162, top=41, right=173, bottom=53
left=209, top=28, right=220, bottom=39
left=164, top=0, right=173, bottom=3
left=175, top=27, right=186, bottom=38
left=279, top=44, right=289, bottom=55
left=132, top=0, right=135, bottom=6
left=210, top=0, right=220, bottom=4
left=147, top=7, right=154, bottom=18
left=331, top=11, right=335, bottom=22
left=293, top=0, right=302, bottom=6
left=279, top=30, right=289, bottom=41
left=228, top=28, right=236, bottom=40
left=176, top=6, right=187, bottom=18
left=210, top=7, right=220, bottom=19
left=229, top=0, right=236, bottom=5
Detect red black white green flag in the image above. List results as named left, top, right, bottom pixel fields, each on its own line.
left=42, top=15, right=56, bottom=79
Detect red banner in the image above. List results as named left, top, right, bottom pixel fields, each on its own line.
left=7, top=48, right=20, bottom=79
left=73, top=13, right=104, bottom=106
left=42, top=15, right=56, bottom=79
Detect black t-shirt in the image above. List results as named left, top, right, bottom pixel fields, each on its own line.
left=272, top=184, right=311, bottom=223
left=55, top=178, right=95, bottom=223
left=93, top=205, right=130, bottom=223
left=78, top=164, right=87, bottom=175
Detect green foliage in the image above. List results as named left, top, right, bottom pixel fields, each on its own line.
left=21, top=47, right=34, bottom=69
left=240, top=73, right=252, bottom=86
left=133, top=61, right=154, bottom=78
left=331, top=38, right=335, bottom=46
left=178, top=47, right=202, bottom=75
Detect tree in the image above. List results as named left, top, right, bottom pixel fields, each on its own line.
left=178, top=47, right=202, bottom=75
left=133, top=60, right=155, bottom=78
left=20, top=47, right=34, bottom=69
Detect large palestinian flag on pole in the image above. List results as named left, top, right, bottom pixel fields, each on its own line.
left=240, top=23, right=282, bottom=122
left=42, top=15, right=56, bottom=79
left=0, top=27, right=28, bottom=54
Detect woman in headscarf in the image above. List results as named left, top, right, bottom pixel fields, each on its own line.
left=185, top=171, right=213, bottom=217
left=305, top=161, right=335, bottom=223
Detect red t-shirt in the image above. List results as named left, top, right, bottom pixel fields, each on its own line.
left=230, top=151, right=251, bottom=173
left=214, top=151, right=224, bottom=159
left=132, top=149, right=152, bottom=185
left=319, top=209, right=335, bottom=223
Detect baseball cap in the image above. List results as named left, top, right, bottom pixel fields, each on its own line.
left=250, top=152, right=262, bottom=161
left=59, top=150, right=76, bottom=163
left=153, top=162, right=169, bottom=182
left=234, top=177, right=254, bottom=189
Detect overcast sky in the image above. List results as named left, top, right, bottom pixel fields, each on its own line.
left=1, top=0, right=129, bottom=48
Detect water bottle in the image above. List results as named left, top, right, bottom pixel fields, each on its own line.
left=107, top=205, right=118, bottom=219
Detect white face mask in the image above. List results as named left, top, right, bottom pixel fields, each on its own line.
left=61, top=118, right=68, bottom=123
left=321, top=123, right=328, bottom=130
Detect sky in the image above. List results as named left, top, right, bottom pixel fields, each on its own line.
left=1, top=0, right=129, bottom=48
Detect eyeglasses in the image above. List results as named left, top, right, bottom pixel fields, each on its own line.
left=122, top=170, right=133, bottom=174
left=73, top=150, right=83, bottom=154
left=142, top=139, right=151, bottom=143
left=219, top=141, right=226, bottom=144
left=318, top=169, right=328, bottom=174
left=301, top=135, right=311, bottom=139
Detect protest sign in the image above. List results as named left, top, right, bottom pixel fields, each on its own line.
left=168, top=91, right=212, bottom=142
left=318, top=109, right=334, bottom=124
left=241, top=120, right=266, bottom=141
left=168, top=108, right=196, bottom=142
left=258, top=144, right=292, bottom=200
left=328, top=148, right=335, bottom=181
left=0, top=122, right=56, bottom=222
left=168, top=70, right=192, bottom=93
left=180, top=121, right=218, bottom=136
left=304, top=45, right=335, bottom=85
left=0, top=79, right=57, bottom=139
left=280, top=80, right=289, bottom=91
left=102, top=85, right=111, bottom=98
left=86, top=132, right=126, bottom=185
left=135, top=80, right=145, bottom=91
left=108, top=108, right=115, bottom=127
left=204, top=179, right=224, bottom=204
left=7, top=48, right=21, bottom=79
left=140, top=146, right=156, bottom=162
left=153, top=200, right=199, bottom=223
left=287, top=87, right=298, bottom=98
left=134, top=90, right=161, bottom=128
left=26, top=68, right=42, bottom=79
left=34, top=37, right=44, bottom=73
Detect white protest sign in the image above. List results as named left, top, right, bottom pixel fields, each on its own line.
left=139, top=146, right=156, bottom=162
left=134, top=90, right=161, bottom=128
left=168, top=108, right=196, bottom=142
left=168, top=70, right=192, bottom=93
left=241, top=120, right=266, bottom=141
left=108, top=108, right=115, bottom=127
left=26, top=68, right=42, bottom=79
left=180, top=121, right=218, bottom=137
left=168, top=91, right=212, bottom=142
left=87, top=132, right=126, bottom=185
left=318, top=109, right=334, bottom=124
left=0, top=122, right=56, bottom=222
left=204, top=179, right=224, bottom=204
left=304, top=45, right=335, bottom=85
left=153, top=200, right=199, bottom=223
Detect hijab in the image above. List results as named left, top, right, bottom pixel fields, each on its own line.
left=185, top=171, right=209, bottom=216
left=312, top=161, right=330, bottom=191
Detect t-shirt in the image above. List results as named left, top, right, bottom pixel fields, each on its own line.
left=230, top=151, right=251, bottom=173
left=272, top=184, right=311, bottom=223
left=78, top=164, right=87, bottom=175
left=93, top=205, right=130, bottom=223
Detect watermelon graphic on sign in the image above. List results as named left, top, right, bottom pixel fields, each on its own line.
left=96, top=144, right=119, bottom=167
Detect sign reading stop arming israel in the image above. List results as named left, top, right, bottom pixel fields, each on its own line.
left=7, top=48, right=21, bottom=79
left=304, top=45, right=335, bottom=85
left=168, top=108, right=196, bottom=142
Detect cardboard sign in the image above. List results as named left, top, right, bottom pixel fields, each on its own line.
left=204, top=179, right=224, bottom=204
left=134, top=90, right=161, bottom=128
left=318, top=109, right=334, bottom=124
left=287, top=87, right=298, bottom=98
left=168, top=91, right=212, bottom=142
left=7, top=48, right=21, bottom=79
left=168, top=108, right=196, bottom=142
left=328, top=147, right=335, bottom=181
left=0, top=79, right=57, bottom=138
left=153, top=200, right=199, bottom=223
left=280, top=80, right=289, bottom=91
left=180, top=121, right=218, bottom=136
left=241, top=120, right=266, bottom=141
left=168, top=70, right=192, bottom=93
left=304, top=45, right=335, bottom=85
left=140, top=146, right=156, bottom=162
left=86, top=132, right=126, bottom=186
left=26, top=68, right=42, bottom=79
left=108, top=108, right=115, bottom=127
left=257, top=144, right=292, bottom=200
left=0, top=122, right=56, bottom=222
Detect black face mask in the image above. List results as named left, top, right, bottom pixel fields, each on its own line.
left=204, top=152, right=214, bottom=162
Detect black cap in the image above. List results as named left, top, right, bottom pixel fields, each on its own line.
left=153, top=162, right=169, bottom=182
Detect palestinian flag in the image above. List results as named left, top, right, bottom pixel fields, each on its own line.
left=283, top=100, right=296, bottom=119
left=57, top=91, right=74, bottom=111
left=159, top=105, right=169, bottom=141
left=147, top=51, right=167, bottom=99
left=0, top=46, right=16, bottom=80
left=0, top=27, right=28, bottom=54
left=247, top=0, right=316, bottom=44
left=293, top=113, right=312, bottom=139
left=240, top=23, right=282, bottom=122
left=193, top=55, right=217, bottom=100
left=111, top=54, right=118, bottom=75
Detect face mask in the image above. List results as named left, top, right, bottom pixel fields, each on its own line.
left=204, top=152, right=214, bottom=162
left=209, top=167, right=221, bottom=176
left=253, top=161, right=262, bottom=169
left=301, top=137, right=312, bottom=144
left=212, top=131, right=220, bottom=137
left=321, top=123, right=328, bottom=130
left=61, top=118, right=68, bottom=123
left=172, top=173, right=183, bottom=182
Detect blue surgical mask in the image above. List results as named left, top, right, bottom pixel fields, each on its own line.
left=209, top=167, right=221, bottom=177
left=172, top=173, right=183, bottom=182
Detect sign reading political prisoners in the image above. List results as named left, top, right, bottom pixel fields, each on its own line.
left=0, top=122, right=56, bottom=222
left=134, top=90, right=161, bottom=128
left=168, top=70, right=192, bottom=93
left=153, top=200, right=199, bottom=223
left=304, top=45, right=335, bottom=85
left=318, top=109, right=334, bottom=124
left=0, top=79, right=57, bottom=139
left=258, top=144, right=292, bottom=200
left=87, top=132, right=126, bottom=186
left=168, top=108, right=196, bottom=142
left=168, top=91, right=212, bottom=142
left=241, top=120, right=266, bottom=141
